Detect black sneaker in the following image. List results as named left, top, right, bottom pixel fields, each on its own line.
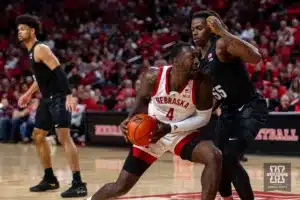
left=30, top=176, right=60, bottom=192
left=61, top=181, right=87, bottom=198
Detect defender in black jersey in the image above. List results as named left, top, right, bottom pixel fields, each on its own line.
left=16, top=14, right=87, bottom=198
left=191, top=11, right=268, bottom=200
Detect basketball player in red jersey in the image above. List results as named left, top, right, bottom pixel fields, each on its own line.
left=16, top=14, right=87, bottom=197
left=86, top=43, right=222, bottom=200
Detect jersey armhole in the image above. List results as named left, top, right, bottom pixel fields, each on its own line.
left=192, top=80, right=196, bottom=105
left=30, top=42, right=40, bottom=63
left=151, top=67, right=164, bottom=97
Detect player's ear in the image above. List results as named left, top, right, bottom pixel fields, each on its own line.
left=30, top=28, right=35, bottom=36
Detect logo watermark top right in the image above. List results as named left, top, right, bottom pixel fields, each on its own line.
left=264, top=163, right=291, bottom=192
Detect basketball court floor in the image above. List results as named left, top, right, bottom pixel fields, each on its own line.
left=0, top=143, right=299, bottom=200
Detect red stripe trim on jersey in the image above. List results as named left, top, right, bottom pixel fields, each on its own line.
left=179, top=80, right=190, bottom=93
left=174, top=132, right=200, bottom=156
left=133, top=146, right=157, bottom=164
left=165, top=66, right=172, bottom=94
left=192, top=80, right=196, bottom=105
left=151, top=67, right=164, bottom=97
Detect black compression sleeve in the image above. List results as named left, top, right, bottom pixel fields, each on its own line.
left=52, top=66, right=71, bottom=95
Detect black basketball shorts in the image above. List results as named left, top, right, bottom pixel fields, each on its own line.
left=35, top=93, right=71, bottom=131
left=215, top=96, right=268, bottom=157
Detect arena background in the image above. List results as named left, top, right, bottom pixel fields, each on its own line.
left=0, top=0, right=300, bottom=199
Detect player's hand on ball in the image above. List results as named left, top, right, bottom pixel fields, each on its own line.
left=65, top=95, right=77, bottom=113
left=120, top=118, right=130, bottom=143
left=18, top=94, right=31, bottom=108
left=206, top=16, right=227, bottom=36
left=149, top=121, right=171, bottom=143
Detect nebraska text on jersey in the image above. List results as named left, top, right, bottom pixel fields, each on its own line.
left=155, top=96, right=190, bottom=109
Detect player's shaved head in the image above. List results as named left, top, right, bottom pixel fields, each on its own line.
left=169, top=42, right=195, bottom=59
left=169, top=42, right=199, bottom=79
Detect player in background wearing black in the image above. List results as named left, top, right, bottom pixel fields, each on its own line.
left=16, top=14, right=87, bottom=198
left=191, top=11, right=268, bottom=200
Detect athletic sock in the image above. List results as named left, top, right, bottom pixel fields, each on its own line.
left=72, top=171, right=82, bottom=183
left=44, top=168, right=55, bottom=180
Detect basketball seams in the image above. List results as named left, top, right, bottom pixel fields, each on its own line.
left=134, top=116, right=155, bottom=142
left=128, top=114, right=157, bottom=145
left=134, top=116, right=155, bottom=144
left=133, top=117, right=147, bottom=143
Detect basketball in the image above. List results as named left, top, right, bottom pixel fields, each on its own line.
left=127, top=114, right=157, bottom=146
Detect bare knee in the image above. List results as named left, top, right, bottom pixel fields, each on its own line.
left=200, top=147, right=222, bottom=167
left=207, top=148, right=222, bottom=166
left=32, top=129, right=47, bottom=144
left=192, top=141, right=222, bottom=166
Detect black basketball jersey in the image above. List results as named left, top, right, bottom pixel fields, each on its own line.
left=199, top=36, right=257, bottom=109
left=28, top=41, right=64, bottom=98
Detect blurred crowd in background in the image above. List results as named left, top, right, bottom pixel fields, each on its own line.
left=0, top=0, right=299, bottom=143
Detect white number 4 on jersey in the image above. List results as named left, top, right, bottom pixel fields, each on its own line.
left=212, top=85, right=227, bottom=100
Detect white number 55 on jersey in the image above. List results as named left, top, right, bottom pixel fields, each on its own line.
left=212, top=85, right=227, bottom=100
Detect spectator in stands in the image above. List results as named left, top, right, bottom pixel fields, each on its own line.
left=0, top=98, right=13, bottom=142
left=275, top=94, right=295, bottom=112
left=114, top=98, right=125, bottom=112
left=94, top=88, right=105, bottom=104
left=272, top=77, right=287, bottom=97
left=116, top=79, right=135, bottom=100
left=262, top=62, right=273, bottom=81
left=70, top=97, right=85, bottom=142
left=19, top=98, right=39, bottom=143
left=124, top=97, right=135, bottom=112
left=68, top=68, right=82, bottom=88
left=286, top=78, right=300, bottom=100
left=240, top=22, right=255, bottom=41
left=9, top=98, right=41, bottom=143
left=292, top=18, right=300, bottom=48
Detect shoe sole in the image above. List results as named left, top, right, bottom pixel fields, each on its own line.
left=61, top=193, right=87, bottom=198
left=30, top=186, right=60, bottom=192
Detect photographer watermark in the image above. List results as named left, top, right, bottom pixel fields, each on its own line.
left=264, top=163, right=291, bottom=192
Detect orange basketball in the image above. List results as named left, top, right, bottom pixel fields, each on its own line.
left=127, top=114, right=157, bottom=146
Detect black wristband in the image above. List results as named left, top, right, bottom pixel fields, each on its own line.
left=52, top=66, right=71, bottom=95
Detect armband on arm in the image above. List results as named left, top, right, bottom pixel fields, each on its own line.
left=170, top=108, right=212, bottom=133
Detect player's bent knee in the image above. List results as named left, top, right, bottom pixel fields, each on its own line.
left=199, top=147, right=222, bottom=166
left=31, top=129, right=47, bottom=143
left=211, top=148, right=222, bottom=166
left=191, top=141, right=222, bottom=166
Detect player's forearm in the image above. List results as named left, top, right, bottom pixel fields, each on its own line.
left=170, top=108, right=213, bottom=133
left=221, top=31, right=262, bottom=64
left=25, top=80, right=39, bottom=96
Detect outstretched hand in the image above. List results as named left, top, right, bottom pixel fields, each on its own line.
left=206, top=16, right=227, bottom=36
